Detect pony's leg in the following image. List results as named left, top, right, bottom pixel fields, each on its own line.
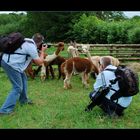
left=64, top=72, right=72, bottom=89
left=67, top=73, right=72, bottom=88
left=85, top=73, right=89, bottom=88
left=45, top=66, right=49, bottom=79
left=49, top=65, right=55, bottom=79
left=26, top=63, right=35, bottom=79
left=82, top=72, right=89, bottom=88
left=81, top=72, right=85, bottom=86
left=34, top=66, right=42, bottom=76
left=40, top=63, right=46, bottom=81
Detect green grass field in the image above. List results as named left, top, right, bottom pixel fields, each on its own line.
left=0, top=67, right=140, bottom=129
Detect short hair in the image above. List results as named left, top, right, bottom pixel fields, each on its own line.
left=32, top=33, right=44, bottom=44
left=100, top=56, right=111, bottom=67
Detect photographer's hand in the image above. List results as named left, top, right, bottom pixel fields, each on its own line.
left=41, top=45, right=48, bottom=51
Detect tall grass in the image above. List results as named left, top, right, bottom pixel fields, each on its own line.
left=0, top=68, right=140, bottom=128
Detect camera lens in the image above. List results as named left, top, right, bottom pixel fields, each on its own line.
left=43, top=44, right=46, bottom=47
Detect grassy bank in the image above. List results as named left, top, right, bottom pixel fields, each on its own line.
left=0, top=68, right=140, bottom=128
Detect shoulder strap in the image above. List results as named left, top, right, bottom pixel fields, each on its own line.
left=101, top=72, right=106, bottom=87
left=0, top=53, right=3, bottom=67
left=105, top=68, right=122, bottom=102
left=105, top=68, right=116, bottom=72
left=104, top=68, right=119, bottom=84
left=101, top=71, right=117, bottom=92
left=7, top=53, right=30, bottom=63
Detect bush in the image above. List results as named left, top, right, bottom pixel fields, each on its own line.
left=72, top=14, right=103, bottom=43
left=128, top=27, right=140, bottom=43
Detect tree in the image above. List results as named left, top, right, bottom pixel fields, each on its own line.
left=90, top=11, right=126, bottom=21
left=24, top=11, right=84, bottom=42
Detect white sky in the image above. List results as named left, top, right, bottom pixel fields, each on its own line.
left=0, top=11, right=140, bottom=18
left=0, top=11, right=26, bottom=14
left=123, top=11, right=140, bottom=18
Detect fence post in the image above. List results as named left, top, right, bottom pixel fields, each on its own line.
left=109, top=44, right=113, bottom=56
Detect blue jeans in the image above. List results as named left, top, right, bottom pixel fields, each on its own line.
left=0, top=60, right=28, bottom=114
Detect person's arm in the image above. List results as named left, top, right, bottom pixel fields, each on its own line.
left=85, top=72, right=104, bottom=112
left=33, top=45, right=47, bottom=66
left=94, top=73, right=103, bottom=91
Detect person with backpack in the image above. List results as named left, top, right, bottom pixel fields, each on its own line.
left=0, top=32, right=47, bottom=115
left=85, top=56, right=133, bottom=117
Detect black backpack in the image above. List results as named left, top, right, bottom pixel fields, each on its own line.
left=106, top=65, right=139, bottom=101
left=0, top=32, right=27, bottom=66
left=0, top=32, right=25, bottom=54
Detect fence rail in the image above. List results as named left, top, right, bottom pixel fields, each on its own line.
left=76, top=44, right=140, bottom=63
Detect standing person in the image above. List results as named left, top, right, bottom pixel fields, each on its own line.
left=85, top=56, right=133, bottom=117
left=0, top=33, right=47, bottom=115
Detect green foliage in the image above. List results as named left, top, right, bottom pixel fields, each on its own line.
left=91, top=11, right=126, bottom=21
left=1, top=11, right=140, bottom=44
left=93, top=22, right=109, bottom=44
left=71, top=14, right=135, bottom=44
left=128, top=27, right=140, bottom=43
left=72, top=14, right=104, bottom=43
left=0, top=13, right=22, bottom=25
left=24, top=11, right=83, bottom=41
left=0, top=13, right=27, bottom=36
left=126, top=17, right=140, bottom=43
left=106, top=20, right=134, bottom=44
left=107, top=22, right=122, bottom=44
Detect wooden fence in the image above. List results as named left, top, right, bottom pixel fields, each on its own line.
left=76, top=44, right=140, bottom=63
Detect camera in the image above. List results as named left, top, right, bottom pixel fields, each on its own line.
left=91, top=86, right=110, bottom=104
left=42, top=43, right=47, bottom=47
left=85, top=86, right=110, bottom=111
left=42, top=43, right=51, bottom=48
left=47, top=43, right=51, bottom=48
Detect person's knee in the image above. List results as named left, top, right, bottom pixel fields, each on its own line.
left=14, top=86, right=22, bottom=93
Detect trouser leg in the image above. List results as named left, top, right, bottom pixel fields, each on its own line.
left=0, top=60, right=23, bottom=113
left=19, top=72, right=28, bottom=104
left=99, top=97, right=125, bottom=116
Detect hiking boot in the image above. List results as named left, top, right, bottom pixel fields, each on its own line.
left=20, top=99, right=34, bottom=106
left=0, top=112, right=7, bottom=116
left=116, top=111, right=124, bottom=117
left=0, top=112, right=15, bottom=116
left=109, top=112, right=119, bottom=118
left=26, top=99, right=34, bottom=105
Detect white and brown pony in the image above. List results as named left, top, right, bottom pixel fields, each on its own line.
left=61, top=57, right=99, bottom=89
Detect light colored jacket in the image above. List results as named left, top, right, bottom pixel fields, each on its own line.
left=94, top=64, right=132, bottom=108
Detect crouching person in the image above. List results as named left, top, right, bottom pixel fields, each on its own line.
left=85, top=56, right=133, bottom=117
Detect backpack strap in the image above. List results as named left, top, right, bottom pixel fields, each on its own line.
left=104, top=68, right=121, bottom=102
left=7, top=53, right=30, bottom=63
left=7, top=54, right=10, bottom=63
left=104, top=68, right=118, bottom=84
left=6, top=39, right=32, bottom=63
left=101, top=72, right=106, bottom=87
left=105, top=68, right=115, bottom=72
left=0, top=53, right=3, bottom=67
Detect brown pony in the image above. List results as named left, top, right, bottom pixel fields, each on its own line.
left=61, top=57, right=99, bottom=89
left=46, top=55, right=66, bottom=79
